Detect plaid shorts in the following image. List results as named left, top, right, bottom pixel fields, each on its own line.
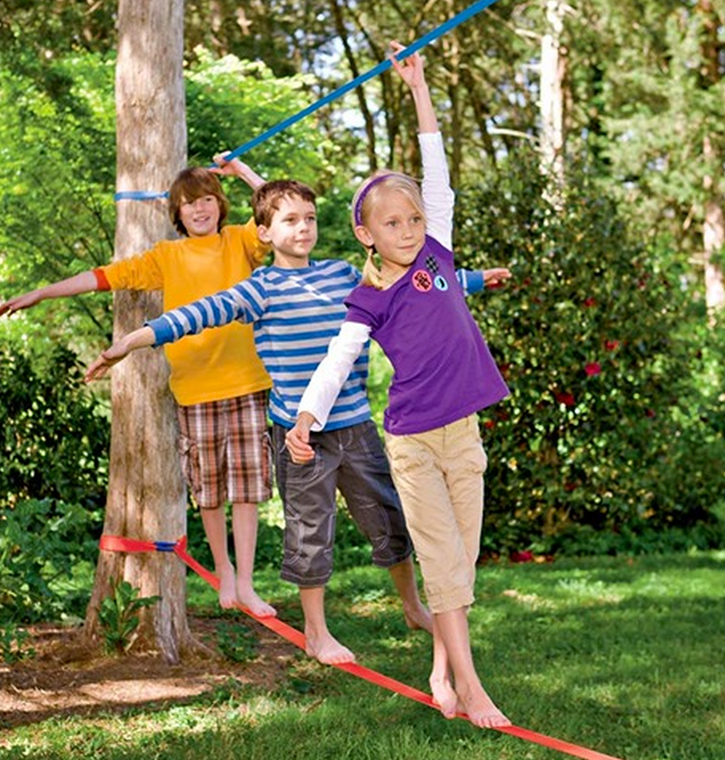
left=176, top=391, right=272, bottom=508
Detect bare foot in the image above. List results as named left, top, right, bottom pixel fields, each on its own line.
left=404, top=602, right=433, bottom=635
left=236, top=581, right=277, bottom=618
left=430, top=674, right=458, bottom=719
left=217, top=564, right=238, bottom=609
left=456, top=684, right=511, bottom=728
left=305, top=629, right=356, bottom=665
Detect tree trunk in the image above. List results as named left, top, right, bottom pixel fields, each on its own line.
left=699, top=0, right=725, bottom=314
left=328, top=0, right=378, bottom=173
left=540, top=0, right=567, bottom=201
left=84, top=0, right=191, bottom=663
left=703, top=176, right=725, bottom=314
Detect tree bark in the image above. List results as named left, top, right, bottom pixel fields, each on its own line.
left=703, top=138, right=725, bottom=313
left=84, top=0, right=191, bottom=663
left=699, top=0, right=725, bottom=314
left=540, top=0, right=567, bottom=202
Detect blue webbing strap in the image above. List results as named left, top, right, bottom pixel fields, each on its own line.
left=114, top=0, right=500, bottom=202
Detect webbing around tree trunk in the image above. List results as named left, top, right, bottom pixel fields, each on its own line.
left=99, top=534, right=625, bottom=760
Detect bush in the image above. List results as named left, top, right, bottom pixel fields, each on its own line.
left=455, top=150, right=725, bottom=555
left=0, top=341, right=108, bottom=621
left=0, top=341, right=110, bottom=510
left=0, top=498, right=99, bottom=623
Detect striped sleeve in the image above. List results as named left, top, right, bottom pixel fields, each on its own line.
left=146, top=279, right=267, bottom=347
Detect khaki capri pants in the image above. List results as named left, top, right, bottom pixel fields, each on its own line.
left=384, top=414, right=488, bottom=614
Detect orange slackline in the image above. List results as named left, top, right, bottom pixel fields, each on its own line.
left=99, top=534, right=625, bottom=760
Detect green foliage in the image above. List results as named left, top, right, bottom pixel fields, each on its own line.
left=0, top=339, right=108, bottom=621
left=98, top=580, right=161, bottom=655
left=215, top=619, right=259, bottom=663
left=0, top=340, right=110, bottom=509
left=186, top=51, right=337, bottom=185
left=0, top=623, right=35, bottom=664
left=0, top=498, right=97, bottom=623
left=0, top=54, right=117, bottom=345
left=455, top=149, right=724, bottom=554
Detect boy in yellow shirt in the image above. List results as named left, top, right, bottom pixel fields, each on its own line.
left=0, top=158, right=276, bottom=616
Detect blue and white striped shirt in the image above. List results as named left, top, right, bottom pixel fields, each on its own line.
left=148, top=259, right=371, bottom=430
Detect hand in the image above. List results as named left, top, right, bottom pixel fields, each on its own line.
left=84, top=343, right=131, bottom=383
left=388, top=40, right=425, bottom=89
left=285, top=413, right=316, bottom=464
left=0, top=291, right=43, bottom=318
left=84, top=327, right=155, bottom=383
left=211, top=152, right=265, bottom=189
left=483, top=268, right=512, bottom=289
left=210, top=151, right=246, bottom=177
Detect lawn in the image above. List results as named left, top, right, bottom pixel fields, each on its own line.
left=1, top=551, right=723, bottom=760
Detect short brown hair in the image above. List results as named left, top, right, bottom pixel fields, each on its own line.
left=251, top=180, right=316, bottom=228
left=168, top=167, right=230, bottom=236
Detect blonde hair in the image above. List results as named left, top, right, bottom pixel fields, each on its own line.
left=352, top=171, right=425, bottom=288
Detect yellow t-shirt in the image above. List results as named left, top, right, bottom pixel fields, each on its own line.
left=98, top=220, right=272, bottom=406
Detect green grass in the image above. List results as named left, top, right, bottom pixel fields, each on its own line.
left=2, top=552, right=724, bottom=760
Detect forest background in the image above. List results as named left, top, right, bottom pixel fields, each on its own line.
left=0, top=0, right=724, bottom=632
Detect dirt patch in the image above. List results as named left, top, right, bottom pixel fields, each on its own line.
left=0, top=616, right=301, bottom=730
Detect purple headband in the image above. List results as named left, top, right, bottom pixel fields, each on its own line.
left=353, top=174, right=393, bottom=226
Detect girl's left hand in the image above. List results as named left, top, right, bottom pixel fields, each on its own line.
left=483, top=268, right=512, bottom=288
left=388, top=40, right=425, bottom=88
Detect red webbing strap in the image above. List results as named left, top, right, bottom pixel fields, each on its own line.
left=100, top=534, right=624, bottom=760
left=100, top=534, right=159, bottom=553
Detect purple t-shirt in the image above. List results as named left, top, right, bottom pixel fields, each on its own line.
left=344, top=235, right=509, bottom=435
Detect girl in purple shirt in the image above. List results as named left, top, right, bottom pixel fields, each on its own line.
left=286, top=44, right=511, bottom=729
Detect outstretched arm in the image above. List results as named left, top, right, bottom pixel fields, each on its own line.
left=456, top=267, right=512, bottom=294
left=211, top=152, right=265, bottom=190
left=84, top=326, right=156, bottom=382
left=0, top=271, right=100, bottom=318
left=389, top=41, right=437, bottom=134
left=389, top=41, right=455, bottom=249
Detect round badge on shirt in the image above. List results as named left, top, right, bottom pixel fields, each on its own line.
left=411, top=270, right=433, bottom=292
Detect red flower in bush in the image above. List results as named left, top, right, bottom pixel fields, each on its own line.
left=583, top=297, right=596, bottom=308
left=509, top=550, right=535, bottom=563
left=554, top=391, right=575, bottom=406
left=483, top=419, right=496, bottom=429
left=604, top=339, right=619, bottom=351
left=585, top=362, right=601, bottom=377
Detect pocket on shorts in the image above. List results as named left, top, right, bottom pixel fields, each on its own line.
left=384, top=433, right=430, bottom=477
left=462, top=416, right=488, bottom=474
